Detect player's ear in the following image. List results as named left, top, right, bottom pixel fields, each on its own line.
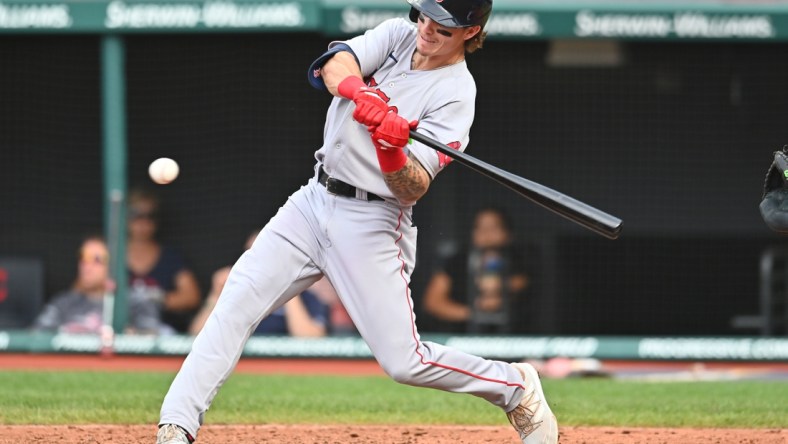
left=463, top=25, right=482, bottom=41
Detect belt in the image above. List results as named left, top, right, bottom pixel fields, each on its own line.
left=318, top=166, right=384, bottom=202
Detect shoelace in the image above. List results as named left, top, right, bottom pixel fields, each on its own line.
left=507, top=388, right=543, bottom=437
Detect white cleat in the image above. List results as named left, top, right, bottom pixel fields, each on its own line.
left=507, top=362, right=559, bottom=444
left=156, top=424, right=192, bottom=444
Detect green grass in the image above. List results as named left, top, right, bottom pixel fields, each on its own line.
left=0, top=370, right=786, bottom=428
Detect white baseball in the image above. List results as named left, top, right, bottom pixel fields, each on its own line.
left=148, top=157, right=180, bottom=185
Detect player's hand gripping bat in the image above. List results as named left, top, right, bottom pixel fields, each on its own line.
left=409, top=130, right=623, bottom=240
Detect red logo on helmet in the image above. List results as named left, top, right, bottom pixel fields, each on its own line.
left=437, top=141, right=462, bottom=168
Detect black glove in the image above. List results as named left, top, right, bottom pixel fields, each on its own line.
left=759, top=146, right=788, bottom=233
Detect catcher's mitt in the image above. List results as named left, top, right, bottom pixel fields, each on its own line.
left=759, top=145, right=788, bottom=233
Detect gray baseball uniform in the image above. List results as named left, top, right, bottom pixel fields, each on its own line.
left=159, top=18, right=527, bottom=438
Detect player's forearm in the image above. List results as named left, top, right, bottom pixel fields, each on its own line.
left=322, top=51, right=363, bottom=98
left=382, top=155, right=431, bottom=204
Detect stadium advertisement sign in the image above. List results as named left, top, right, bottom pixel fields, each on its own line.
left=0, top=0, right=320, bottom=31
left=2, top=332, right=788, bottom=361
left=573, top=10, right=774, bottom=39
left=0, top=2, right=72, bottom=29
left=104, top=0, right=310, bottom=29
left=329, top=5, right=542, bottom=38
left=0, top=0, right=787, bottom=40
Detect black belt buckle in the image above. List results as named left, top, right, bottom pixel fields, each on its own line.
left=319, top=166, right=352, bottom=197
left=318, top=166, right=382, bottom=201
left=325, top=177, right=350, bottom=197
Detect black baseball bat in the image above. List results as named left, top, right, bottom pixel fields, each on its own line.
left=410, top=130, right=623, bottom=240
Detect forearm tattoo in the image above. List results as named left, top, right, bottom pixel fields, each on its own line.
left=383, top=153, right=430, bottom=203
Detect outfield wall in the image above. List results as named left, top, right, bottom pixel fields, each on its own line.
left=1, top=0, right=788, bottom=41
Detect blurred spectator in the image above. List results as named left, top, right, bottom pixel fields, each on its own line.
left=422, top=207, right=532, bottom=334
left=252, top=287, right=329, bottom=337
left=189, top=231, right=330, bottom=337
left=309, top=276, right=357, bottom=336
left=33, top=235, right=163, bottom=334
left=126, top=188, right=201, bottom=333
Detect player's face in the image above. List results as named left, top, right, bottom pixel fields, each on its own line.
left=415, top=14, right=480, bottom=62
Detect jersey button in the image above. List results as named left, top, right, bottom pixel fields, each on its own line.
left=389, top=82, right=395, bottom=87
left=335, top=143, right=341, bottom=149
left=401, top=73, right=407, bottom=78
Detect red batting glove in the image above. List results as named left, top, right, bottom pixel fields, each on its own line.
left=337, top=76, right=389, bottom=127
left=353, top=90, right=389, bottom=127
left=370, top=113, right=418, bottom=173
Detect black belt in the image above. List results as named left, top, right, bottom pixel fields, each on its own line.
left=318, top=166, right=384, bottom=202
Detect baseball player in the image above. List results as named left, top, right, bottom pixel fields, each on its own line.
left=156, top=1, right=557, bottom=443
left=760, top=145, right=788, bottom=233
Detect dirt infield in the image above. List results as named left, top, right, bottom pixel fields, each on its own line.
left=0, top=424, right=786, bottom=443
left=3, top=354, right=787, bottom=443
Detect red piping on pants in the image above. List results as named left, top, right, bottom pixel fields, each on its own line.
left=393, top=209, right=525, bottom=391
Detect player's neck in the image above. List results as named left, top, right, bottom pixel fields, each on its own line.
left=411, top=50, right=465, bottom=71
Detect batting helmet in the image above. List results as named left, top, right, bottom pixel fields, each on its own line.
left=406, top=0, right=493, bottom=29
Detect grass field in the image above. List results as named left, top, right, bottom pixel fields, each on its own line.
left=1, top=370, right=786, bottom=428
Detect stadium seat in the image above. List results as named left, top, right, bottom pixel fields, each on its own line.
left=0, top=257, right=45, bottom=329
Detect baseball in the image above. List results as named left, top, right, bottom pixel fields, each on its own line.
left=148, top=157, right=179, bottom=185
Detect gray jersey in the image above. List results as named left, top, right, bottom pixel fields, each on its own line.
left=316, top=18, right=476, bottom=201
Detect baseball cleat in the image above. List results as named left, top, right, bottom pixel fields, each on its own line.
left=507, top=362, right=559, bottom=444
left=156, top=424, right=193, bottom=444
